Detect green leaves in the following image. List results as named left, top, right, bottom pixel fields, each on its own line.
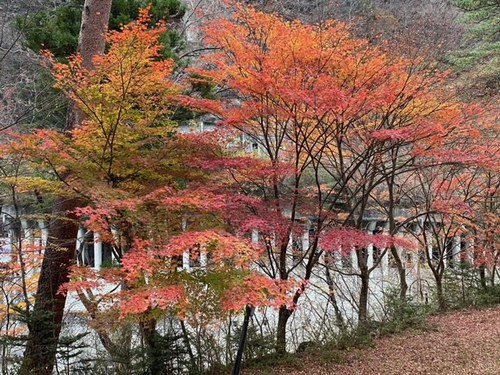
left=451, top=0, right=499, bottom=95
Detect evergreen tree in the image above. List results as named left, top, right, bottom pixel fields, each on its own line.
left=14, top=0, right=188, bottom=131
left=452, top=0, right=499, bottom=95
left=16, top=0, right=186, bottom=60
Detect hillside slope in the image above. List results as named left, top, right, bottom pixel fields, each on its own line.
left=245, top=306, right=500, bottom=375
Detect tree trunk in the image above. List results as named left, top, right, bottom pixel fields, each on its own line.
left=356, top=247, right=370, bottom=324
left=141, top=319, right=166, bottom=375
left=180, top=320, right=196, bottom=372
left=67, top=0, right=113, bottom=129
left=19, top=197, right=81, bottom=375
left=390, top=245, right=408, bottom=300
left=20, top=2, right=112, bottom=374
left=324, top=265, right=345, bottom=331
left=100, top=329, right=133, bottom=375
left=78, top=289, right=132, bottom=373
left=436, top=276, right=446, bottom=310
left=276, top=306, right=291, bottom=354
left=479, top=265, right=487, bottom=289
left=490, top=263, right=497, bottom=286
left=358, top=269, right=370, bottom=323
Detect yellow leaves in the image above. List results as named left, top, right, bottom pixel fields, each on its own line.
left=47, top=6, right=179, bottom=136
left=31, top=9, right=185, bottom=196
left=2, top=177, right=65, bottom=195
left=0, top=243, right=42, bottom=329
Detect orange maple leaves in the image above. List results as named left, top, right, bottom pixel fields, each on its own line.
left=34, top=7, right=295, bottom=322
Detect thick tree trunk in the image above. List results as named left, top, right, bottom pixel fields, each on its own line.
left=19, top=198, right=81, bottom=375
left=20, top=2, right=112, bottom=374
left=67, top=0, right=113, bottom=129
left=141, top=319, right=165, bottom=375
left=276, top=306, right=291, bottom=354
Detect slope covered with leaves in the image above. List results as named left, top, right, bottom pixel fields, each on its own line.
left=246, top=306, right=500, bottom=375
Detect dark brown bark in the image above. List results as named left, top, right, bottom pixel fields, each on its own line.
left=19, top=197, right=82, bottom=375
left=357, top=248, right=370, bottom=323
left=428, top=256, right=446, bottom=311
left=479, top=265, right=487, bottom=289
left=20, top=1, right=112, bottom=374
left=180, top=320, right=196, bottom=371
left=358, top=271, right=369, bottom=323
left=141, top=319, right=166, bottom=375
left=276, top=306, right=291, bottom=354
left=275, top=236, right=322, bottom=353
left=490, top=260, right=497, bottom=286
left=435, top=276, right=446, bottom=310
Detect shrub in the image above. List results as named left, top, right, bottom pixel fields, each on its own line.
left=475, top=284, right=500, bottom=306
left=443, top=262, right=500, bottom=308
left=381, top=289, right=430, bottom=335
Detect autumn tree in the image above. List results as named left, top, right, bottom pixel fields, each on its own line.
left=406, top=121, right=499, bottom=309
left=188, top=5, right=362, bottom=351
left=19, top=1, right=113, bottom=374
left=187, top=2, right=442, bottom=349
left=3, top=0, right=494, bottom=366
left=408, top=167, right=477, bottom=309
left=5, top=8, right=291, bottom=372
left=185, top=0, right=495, bottom=349
left=0, top=150, right=47, bottom=370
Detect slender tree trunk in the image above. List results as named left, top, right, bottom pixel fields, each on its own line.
left=78, top=289, right=132, bottom=373
left=180, top=320, right=196, bottom=371
left=356, top=247, right=371, bottom=324
left=479, top=265, right=487, bottom=289
left=436, top=276, right=446, bottom=310
left=276, top=306, right=291, bottom=354
left=94, top=329, right=132, bottom=374
left=325, top=265, right=345, bottom=331
left=386, top=165, right=408, bottom=302
left=390, top=245, right=408, bottom=300
left=232, top=305, right=253, bottom=375
left=490, top=263, right=497, bottom=286
left=358, top=269, right=370, bottom=323
left=20, top=2, right=112, bottom=374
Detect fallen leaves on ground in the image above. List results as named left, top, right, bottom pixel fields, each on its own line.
left=244, top=306, right=500, bottom=375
